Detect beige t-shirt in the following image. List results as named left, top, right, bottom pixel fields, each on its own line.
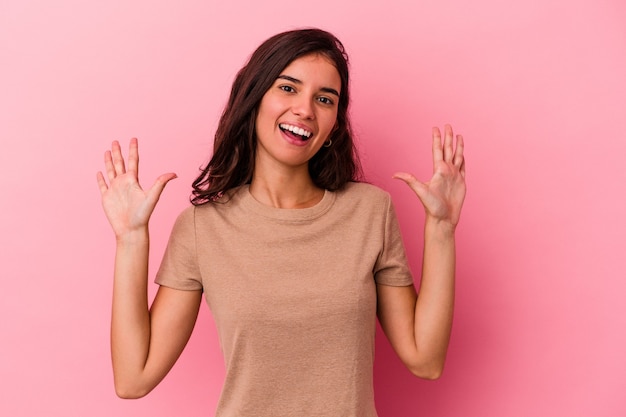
left=156, top=182, right=413, bottom=417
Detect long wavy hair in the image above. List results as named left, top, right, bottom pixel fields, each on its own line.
left=191, top=28, right=362, bottom=205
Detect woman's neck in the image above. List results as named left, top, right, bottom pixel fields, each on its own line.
left=249, top=166, right=324, bottom=209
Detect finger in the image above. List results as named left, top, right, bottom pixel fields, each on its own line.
left=104, top=150, right=116, bottom=182
left=111, top=140, right=126, bottom=175
left=432, top=127, right=443, bottom=165
left=96, top=171, right=108, bottom=195
left=392, top=172, right=428, bottom=198
left=453, top=134, right=464, bottom=167
left=127, top=138, right=139, bottom=176
left=443, top=124, right=454, bottom=163
left=392, top=172, right=417, bottom=183
left=460, top=157, right=466, bottom=178
left=146, top=173, right=178, bottom=205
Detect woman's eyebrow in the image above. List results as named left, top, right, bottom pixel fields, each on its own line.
left=277, top=75, right=340, bottom=97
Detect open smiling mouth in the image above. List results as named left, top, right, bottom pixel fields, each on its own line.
left=279, top=123, right=313, bottom=141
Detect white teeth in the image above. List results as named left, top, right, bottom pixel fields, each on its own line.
left=280, top=123, right=312, bottom=138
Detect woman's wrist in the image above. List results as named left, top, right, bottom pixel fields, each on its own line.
left=424, top=216, right=457, bottom=240
left=115, top=227, right=150, bottom=245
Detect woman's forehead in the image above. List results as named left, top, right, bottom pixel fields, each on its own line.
left=278, top=54, right=341, bottom=93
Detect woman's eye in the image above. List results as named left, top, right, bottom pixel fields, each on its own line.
left=279, top=85, right=295, bottom=93
left=317, top=96, right=334, bottom=105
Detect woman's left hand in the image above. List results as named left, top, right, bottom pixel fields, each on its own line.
left=393, top=124, right=466, bottom=229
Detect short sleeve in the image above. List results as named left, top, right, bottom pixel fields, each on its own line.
left=373, top=196, right=414, bottom=286
left=155, top=206, right=203, bottom=291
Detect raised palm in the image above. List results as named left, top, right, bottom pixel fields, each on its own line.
left=394, top=125, right=466, bottom=228
left=96, top=139, right=177, bottom=238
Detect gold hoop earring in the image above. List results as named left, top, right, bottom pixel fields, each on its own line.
left=323, top=139, right=332, bottom=148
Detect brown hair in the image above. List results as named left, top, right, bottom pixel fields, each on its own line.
left=191, top=28, right=362, bottom=205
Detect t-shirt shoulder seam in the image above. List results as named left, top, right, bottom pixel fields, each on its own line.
left=191, top=205, right=201, bottom=286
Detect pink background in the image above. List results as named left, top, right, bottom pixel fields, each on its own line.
left=2, top=0, right=625, bottom=416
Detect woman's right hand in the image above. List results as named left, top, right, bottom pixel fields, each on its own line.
left=96, top=138, right=177, bottom=239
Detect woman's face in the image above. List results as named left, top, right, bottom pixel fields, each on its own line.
left=254, top=53, right=341, bottom=171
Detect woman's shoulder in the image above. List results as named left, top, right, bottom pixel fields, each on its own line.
left=336, top=181, right=391, bottom=208
left=187, top=186, right=245, bottom=211
left=174, top=186, right=251, bottom=226
left=340, top=181, right=390, bottom=199
left=174, top=204, right=196, bottom=220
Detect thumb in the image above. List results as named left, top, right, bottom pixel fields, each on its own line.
left=392, top=172, right=428, bottom=200
left=146, top=173, right=178, bottom=203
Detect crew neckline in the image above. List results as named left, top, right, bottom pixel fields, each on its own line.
left=238, top=184, right=336, bottom=222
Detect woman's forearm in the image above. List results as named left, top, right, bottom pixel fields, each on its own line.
left=111, top=228, right=152, bottom=397
left=412, top=217, right=456, bottom=376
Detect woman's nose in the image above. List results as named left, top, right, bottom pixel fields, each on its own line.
left=291, top=95, right=315, bottom=119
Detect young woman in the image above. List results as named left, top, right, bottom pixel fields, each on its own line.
left=97, top=28, right=466, bottom=416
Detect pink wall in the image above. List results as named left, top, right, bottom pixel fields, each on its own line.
left=2, top=0, right=625, bottom=415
